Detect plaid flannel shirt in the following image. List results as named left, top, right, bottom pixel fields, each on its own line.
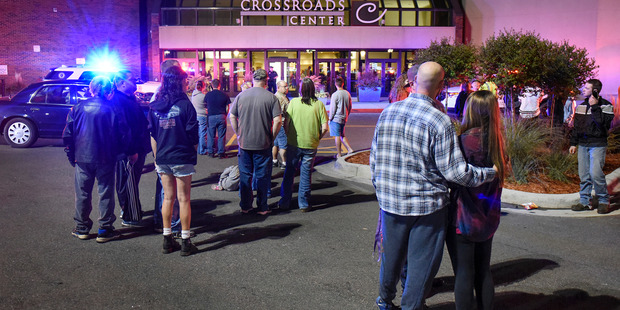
left=370, top=93, right=496, bottom=216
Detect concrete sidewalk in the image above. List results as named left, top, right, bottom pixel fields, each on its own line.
left=314, top=154, right=620, bottom=218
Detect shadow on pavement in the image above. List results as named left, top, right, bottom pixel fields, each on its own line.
left=191, top=172, right=221, bottom=188
left=311, top=189, right=377, bottom=211
left=194, top=223, right=301, bottom=252
left=429, top=258, right=560, bottom=298
left=431, top=289, right=620, bottom=310
left=191, top=210, right=270, bottom=235
left=426, top=258, right=620, bottom=309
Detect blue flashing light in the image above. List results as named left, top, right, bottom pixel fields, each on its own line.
left=86, top=46, right=124, bottom=72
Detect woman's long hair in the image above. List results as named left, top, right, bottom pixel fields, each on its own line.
left=461, top=90, right=506, bottom=185
left=156, top=66, right=188, bottom=103
left=388, top=74, right=409, bottom=103
left=300, top=78, right=317, bottom=105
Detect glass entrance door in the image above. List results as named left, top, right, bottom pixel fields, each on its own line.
left=268, top=59, right=299, bottom=96
left=215, top=60, right=249, bottom=96
left=317, top=61, right=350, bottom=95
left=368, top=61, right=398, bottom=97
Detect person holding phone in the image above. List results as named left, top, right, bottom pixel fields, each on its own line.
left=569, top=79, right=615, bottom=214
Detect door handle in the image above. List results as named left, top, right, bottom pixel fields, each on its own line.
left=30, top=108, right=40, bottom=111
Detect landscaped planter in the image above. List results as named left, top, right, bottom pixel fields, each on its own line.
left=358, top=87, right=382, bottom=102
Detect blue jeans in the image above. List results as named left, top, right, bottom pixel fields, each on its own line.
left=154, top=174, right=181, bottom=231
left=238, top=148, right=272, bottom=212
left=197, top=116, right=208, bottom=155
left=74, top=162, right=117, bottom=233
left=279, top=145, right=317, bottom=210
left=379, top=208, right=446, bottom=310
left=578, top=145, right=609, bottom=205
left=207, top=114, right=227, bottom=155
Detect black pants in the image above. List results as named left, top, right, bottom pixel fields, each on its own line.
left=115, top=153, right=146, bottom=222
left=446, top=226, right=494, bottom=310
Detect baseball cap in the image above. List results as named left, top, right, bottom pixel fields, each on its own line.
left=253, top=68, right=268, bottom=81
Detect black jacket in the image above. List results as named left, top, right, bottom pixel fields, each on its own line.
left=570, top=97, right=614, bottom=147
left=63, top=96, right=130, bottom=164
left=112, top=91, right=151, bottom=155
left=148, top=95, right=199, bottom=165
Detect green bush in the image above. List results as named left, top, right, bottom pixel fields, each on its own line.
left=544, top=152, right=578, bottom=182
left=504, top=119, right=548, bottom=184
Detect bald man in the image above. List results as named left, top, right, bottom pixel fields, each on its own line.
left=371, top=62, right=497, bottom=310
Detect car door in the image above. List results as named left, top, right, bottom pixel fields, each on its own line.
left=28, top=84, right=74, bottom=138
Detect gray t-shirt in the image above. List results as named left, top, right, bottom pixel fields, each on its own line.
left=191, top=89, right=207, bottom=117
left=329, top=89, right=352, bottom=124
left=230, top=87, right=281, bottom=150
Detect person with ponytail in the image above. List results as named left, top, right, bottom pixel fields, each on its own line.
left=446, top=90, right=506, bottom=310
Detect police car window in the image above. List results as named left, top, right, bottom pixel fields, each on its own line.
left=76, top=85, right=91, bottom=103
left=31, top=86, right=71, bottom=104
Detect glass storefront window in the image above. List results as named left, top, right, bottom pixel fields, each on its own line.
left=182, top=0, right=197, bottom=7
left=401, top=11, right=416, bottom=26
left=267, top=51, right=297, bottom=59
left=251, top=51, right=265, bottom=70
left=162, top=9, right=178, bottom=25
left=266, top=16, right=282, bottom=26
left=198, top=10, right=213, bottom=24
left=383, top=0, right=399, bottom=8
left=384, top=10, right=399, bottom=26
left=215, top=10, right=231, bottom=25
left=180, top=10, right=196, bottom=24
left=300, top=51, right=314, bottom=78
left=199, top=0, right=214, bottom=6
left=416, top=0, right=432, bottom=8
left=419, top=11, right=431, bottom=26
left=246, top=16, right=264, bottom=25
left=317, top=51, right=348, bottom=59
left=400, top=0, right=415, bottom=8
left=215, top=0, right=232, bottom=7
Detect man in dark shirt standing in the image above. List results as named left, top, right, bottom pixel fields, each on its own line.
left=204, top=79, right=231, bottom=158
left=112, top=70, right=151, bottom=226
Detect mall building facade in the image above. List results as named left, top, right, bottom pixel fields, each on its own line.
left=150, top=0, right=465, bottom=97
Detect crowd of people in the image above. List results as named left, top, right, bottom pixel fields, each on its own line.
left=61, top=58, right=613, bottom=309
left=61, top=61, right=354, bottom=253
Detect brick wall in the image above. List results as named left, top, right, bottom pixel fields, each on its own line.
left=0, top=0, right=141, bottom=93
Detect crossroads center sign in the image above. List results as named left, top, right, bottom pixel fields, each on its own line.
left=239, top=0, right=387, bottom=26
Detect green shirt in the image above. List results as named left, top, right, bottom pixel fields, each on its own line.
left=286, top=97, right=328, bottom=149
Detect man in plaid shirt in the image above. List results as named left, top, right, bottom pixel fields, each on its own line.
left=371, top=62, right=497, bottom=310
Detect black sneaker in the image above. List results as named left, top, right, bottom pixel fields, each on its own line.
left=571, top=203, right=593, bottom=211
left=172, top=230, right=196, bottom=239
left=71, top=229, right=89, bottom=240
left=598, top=203, right=611, bottom=214
left=162, top=234, right=181, bottom=254
left=272, top=160, right=279, bottom=168
left=218, top=153, right=227, bottom=159
left=181, top=238, right=198, bottom=256
left=280, top=163, right=286, bottom=170
left=96, top=229, right=120, bottom=243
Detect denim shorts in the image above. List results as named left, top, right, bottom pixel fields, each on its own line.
left=274, top=127, right=287, bottom=149
left=156, top=164, right=195, bottom=177
left=329, top=121, right=345, bottom=137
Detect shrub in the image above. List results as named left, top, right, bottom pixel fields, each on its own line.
left=544, top=152, right=578, bottom=182
left=504, top=119, right=548, bottom=183
left=357, top=69, right=381, bottom=90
